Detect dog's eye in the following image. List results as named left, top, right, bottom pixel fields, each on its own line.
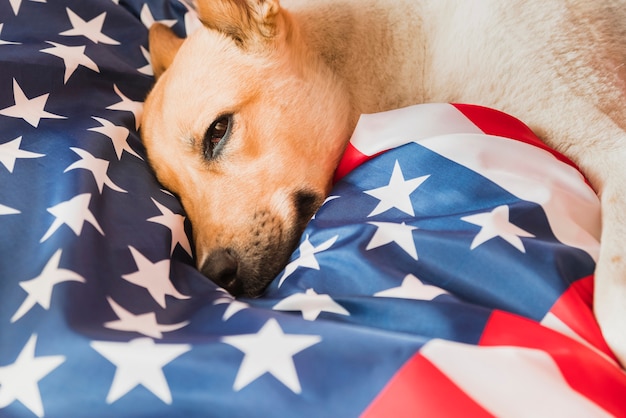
left=203, top=114, right=232, bottom=159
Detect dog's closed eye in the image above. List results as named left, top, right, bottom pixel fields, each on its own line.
left=203, top=114, right=233, bottom=159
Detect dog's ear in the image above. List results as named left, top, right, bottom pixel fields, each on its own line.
left=196, top=0, right=281, bottom=50
left=149, top=23, right=185, bottom=79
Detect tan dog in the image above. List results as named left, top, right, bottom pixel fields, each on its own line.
left=141, top=0, right=626, bottom=366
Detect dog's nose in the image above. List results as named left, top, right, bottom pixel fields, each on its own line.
left=200, top=248, right=244, bottom=296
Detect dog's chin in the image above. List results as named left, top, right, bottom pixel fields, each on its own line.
left=199, top=222, right=304, bottom=299
left=198, top=189, right=325, bottom=298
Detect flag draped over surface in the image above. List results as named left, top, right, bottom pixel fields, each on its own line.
left=0, top=1, right=625, bottom=417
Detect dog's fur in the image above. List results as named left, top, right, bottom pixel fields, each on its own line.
left=141, top=0, right=626, bottom=366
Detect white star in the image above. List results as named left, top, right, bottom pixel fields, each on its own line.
left=40, top=193, right=104, bottom=243
left=40, top=42, right=99, bottom=83
left=159, top=188, right=176, bottom=198
left=277, top=235, right=338, bottom=287
left=0, top=203, right=20, bottom=215
left=0, top=79, right=65, bottom=128
left=60, top=8, right=120, bottom=45
left=11, top=250, right=86, bottom=323
left=222, top=319, right=321, bottom=393
left=91, top=338, right=191, bottom=404
left=273, top=288, right=349, bottom=321
left=147, top=199, right=192, bottom=256
left=213, top=289, right=250, bottom=320
left=311, top=195, right=339, bottom=220
left=137, top=46, right=153, bottom=76
left=184, top=10, right=203, bottom=35
left=104, top=297, right=189, bottom=339
left=0, top=24, right=20, bottom=45
left=322, top=195, right=340, bottom=205
left=177, top=0, right=202, bottom=35
left=366, top=221, right=419, bottom=260
left=374, top=274, right=448, bottom=300
left=178, top=0, right=196, bottom=11
left=122, top=246, right=189, bottom=308
left=213, top=298, right=250, bottom=320
left=64, top=147, right=127, bottom=194
left=140, top=4, right=178, bottom=29
left=0, top=334, right=64, bottom=418
left=8, top=0, right=21, bottom=15
left=461, top=205, right=535, bottom=252
left=364, top=160, right=429, bottom=217
left=0, top=136, right=44, bottom=172
left=88, top=116, right=140, bottom=160
left=106, top=84, right=143, bottom=130
left=7, top=0, right=45, bottom=16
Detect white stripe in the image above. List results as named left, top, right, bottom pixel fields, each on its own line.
left=349, top=104, right=600, bottom=260
left=421, top=339, right=611, bottom=417
left=419, top=133, right=600, bottom=261
left=349, top=103, right=483, bottom=156
left=541, top=312, right=594, bottom=349
left=541, top=312, right=618, bottom=367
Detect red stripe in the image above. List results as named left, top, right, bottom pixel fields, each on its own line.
left=452, top=103, right=580, bottom=171
left=335, top=104, right=584, bottom=183
left=333, top=142, right=384, bottom=183
left=361, top=352, right=492, bottom=418
left=480, top=310, right=626, bottom=416
left=549, top=275, right=617, bottom=360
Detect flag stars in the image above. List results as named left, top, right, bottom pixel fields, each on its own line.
left=374, top=274, right=448, bottom=301
left=222, top=319, right=321, bottom=393
left=122, top=246, right=189, bottom=308
left=11, top=250, right=86, bottom=322
left=273, top=288, right=350, bottom=321
left=0, top=203, right=20, bottom=215
left=140, top=4, right=177, bottom=29
left=40, top=42, right=99, bottom=83
left=213, top=290, right=250, bottom=320
left=60, top=8, right=120, bottom=45
left=0, top=79, right=65, bottom=128
left=88, top=116, right=140, bottom=160
left=64, top=147, right=127, bottom=193
left=366, top=221, right=419, bottom=260
left=0, top=23, right=20, bottom=45
left=147, top=199, right=192, bottom=257
left=0, top=334, right=65, bottom=418
left=40, top=193, right=104, bottom=243
left=364, top=160, right=429, bottom=217
left=312, top=195, right=339, bottom=220
left=278, top=235, right=338, bottom=287
left=137, top=46, right=153, bottom=76
left=91, top=338, right=191, bottom=404
left=104, top=297, right=189, bottom=339
left=0, top=136, right=44, bottom=172
left=184, top=9, right=203, bottom=36
left=8, top=0, right=46, bottom=16
left=106, top=84, right=143, bottom=130
left=461, top=205, right=535, bottom=253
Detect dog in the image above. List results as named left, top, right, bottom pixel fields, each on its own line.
left=141, top=0, right=626, bottom=367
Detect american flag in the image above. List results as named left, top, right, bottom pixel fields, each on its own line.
left=0, top=1, right=625, bottom=417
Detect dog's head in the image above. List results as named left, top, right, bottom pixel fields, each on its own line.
left=142, top=0, right=354, bottom=297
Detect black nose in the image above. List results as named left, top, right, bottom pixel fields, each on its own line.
left=200, top=248, right=244, bottom=296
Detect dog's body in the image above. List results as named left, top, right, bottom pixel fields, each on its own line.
left=142, top=0, right=626, bottom=366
